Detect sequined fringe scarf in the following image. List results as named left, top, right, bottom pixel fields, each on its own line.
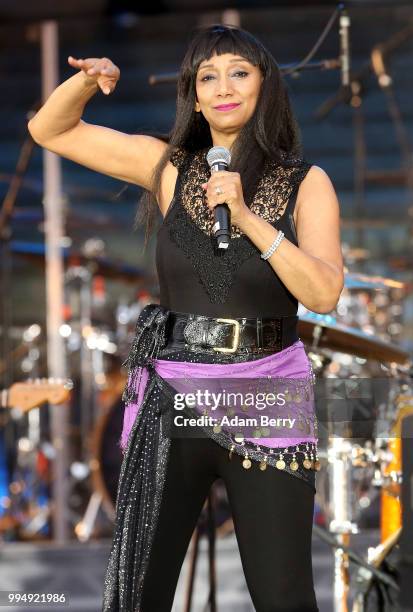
left=121, top=304, right=170, bottom=406
left=102, top=304, right=172, bottom=611
left=102, top=367, right=175, bottom=611
left=102, top=304, right=318, bottom=610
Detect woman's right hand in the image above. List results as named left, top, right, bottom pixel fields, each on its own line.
left=67, top=56, right=120, bottom=95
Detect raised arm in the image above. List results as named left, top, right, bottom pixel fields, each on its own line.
left=27, top=56, right=168, bottom=191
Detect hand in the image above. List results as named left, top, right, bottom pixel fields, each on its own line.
left=67, top=55, right=120, bottom=95
left=201, top=171, right=250, bottom=228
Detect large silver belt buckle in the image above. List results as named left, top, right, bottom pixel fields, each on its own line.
left=213, top=318, right=240, bottom=353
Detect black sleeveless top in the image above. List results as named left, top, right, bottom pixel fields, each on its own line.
left=156, top=147, right=312, bottom=319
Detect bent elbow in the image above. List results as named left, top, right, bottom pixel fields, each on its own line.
left=311, top=277, right=344, bottom=314
left=311, top=300, right=338, bottom=315
left=27, top=120, right=42, bottom=144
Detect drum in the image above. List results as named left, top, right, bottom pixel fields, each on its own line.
left=89, top=371, right=236, bottom=533
left=380, top=393, right=413, bottom=542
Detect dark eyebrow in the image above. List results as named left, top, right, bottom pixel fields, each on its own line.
left=198, top=58, right=250, bottom=71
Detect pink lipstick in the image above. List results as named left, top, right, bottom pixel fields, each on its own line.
left=214, top=103, right=240, bottom=111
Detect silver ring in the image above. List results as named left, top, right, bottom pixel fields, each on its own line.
left=215, top=186, right=223, bottom=196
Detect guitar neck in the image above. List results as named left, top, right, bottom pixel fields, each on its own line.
left=1, top=379, right=72, bottom=411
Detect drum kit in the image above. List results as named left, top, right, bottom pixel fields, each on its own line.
left=297, top=252, right=412, bottom=611
left=0, top=240, right=412, bottom=611
left=0, top=239, right=156, bottom=540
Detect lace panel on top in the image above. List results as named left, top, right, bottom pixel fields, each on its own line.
left=169, top=147, right=312, bottom=239
left=164, top=146, right=312, bottom=303
left=169, top=147, right=187, bottom=171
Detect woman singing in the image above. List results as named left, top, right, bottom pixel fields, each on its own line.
left=28, top=24, right=343, bottom=612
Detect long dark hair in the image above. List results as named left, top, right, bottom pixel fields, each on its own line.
left=135, top=23, right=303, bottom=249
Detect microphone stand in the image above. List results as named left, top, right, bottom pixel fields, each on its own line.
left=184, top=487, right=217, bottom=612
left=0, top=131, right=37, bottom=525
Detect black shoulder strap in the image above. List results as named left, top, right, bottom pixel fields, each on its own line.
left=283, top=161, right=313, bottom=218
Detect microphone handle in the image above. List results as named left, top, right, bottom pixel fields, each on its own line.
left=210, top=161, right=230, bottom=249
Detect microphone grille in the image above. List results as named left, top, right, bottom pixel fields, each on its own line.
left=206, top=146, right=231, bottom=168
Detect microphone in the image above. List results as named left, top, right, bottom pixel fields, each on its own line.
left=339, top=5, right=351, bottom=87
left=206, top=146, right=232, bottom=250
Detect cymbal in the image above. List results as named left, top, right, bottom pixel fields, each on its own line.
left=342, top=246, right=371, bottom=261
left=344, top=272, right=405, bottom=291
left=10, top=241, right=147, bottom=284
left=9, top=207, right=125, bottom=230
left=298, top=314, right=410, bottom=365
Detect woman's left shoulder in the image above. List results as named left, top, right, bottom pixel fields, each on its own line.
left=302, top=163, right=332, bottom=181
left=276, top=154, right=335, bottom=195
left=297, top=163, right=337, bottom=198
left=278, top=154, right=321, bottom=184
left=295, top=163, right=340, bottom=218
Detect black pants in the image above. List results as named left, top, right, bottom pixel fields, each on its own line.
left=140, top=428, right=319, bottom=612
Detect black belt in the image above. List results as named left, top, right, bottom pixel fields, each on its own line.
left=163, top=311, right=299, bottom=356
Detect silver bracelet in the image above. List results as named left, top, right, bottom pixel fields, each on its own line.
left=260, top=230, right=285, bottom=260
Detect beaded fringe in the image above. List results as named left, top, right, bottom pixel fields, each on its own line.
left=157, top=375, right=319, bottom=490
